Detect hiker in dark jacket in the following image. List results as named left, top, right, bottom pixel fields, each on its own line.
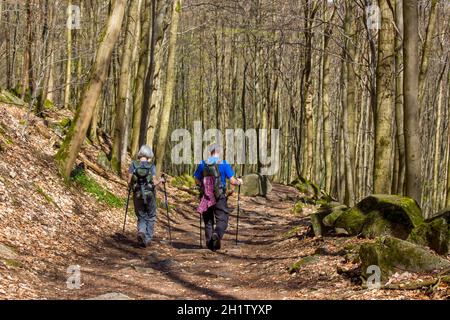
left=194, top=144, right=243, bottom=251
left=128, top=145, right=165, bottom=247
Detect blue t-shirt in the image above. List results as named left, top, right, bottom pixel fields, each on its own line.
left=193, top=160, right=235, bottom=188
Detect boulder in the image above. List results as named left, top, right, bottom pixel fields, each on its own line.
left=426, top=207, right=450, bottom=223
left=335, top=195, right=423, bottom=238
left=334, top=207, right=367, bottom=236
left=322, top=204, right=348, bottom=227
left=96, top=152, right=111, bottom=170
left=408, top=218, right=449, bottom=255
left=360, top=236, right=450, bottom=281
left=290, top=177, right=319, bottom=199
left=311, top=210, right=332, bottom=237
left=241, top=174, right=272, bottom=197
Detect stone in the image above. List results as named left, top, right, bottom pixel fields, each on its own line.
left=359, top=236, right=450, bottom=281
left=407, top=218, right=449, bottom=255
left=87, top=292, right=132, bottom=300
left=97, top=152, right=111, bottom=170
left=334, top=207, right=367, bottom=236
left=322, top=205, right=348, bottom=227
left=426, top=207, right=450, bottom=223
left=288, top=255, right=320, bottom=274
left=335, top=195, right=424, bottom=238
left=310, top=210, right=332, bottom=237
left=241, top=174, right=273, bottom=197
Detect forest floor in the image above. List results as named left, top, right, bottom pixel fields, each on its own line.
left=0, top=103, right=448, bottom=300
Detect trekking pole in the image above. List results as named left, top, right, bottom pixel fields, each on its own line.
left=236, top=178, right=241, bottom=245
left=122, top=185, right=132, bottom=234
left=162, top=174, right=172, bottom=243
left=199, top=214, right=202, bottom=248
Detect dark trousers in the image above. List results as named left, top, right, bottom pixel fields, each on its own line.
left=203, top=195, right=229, bottom=243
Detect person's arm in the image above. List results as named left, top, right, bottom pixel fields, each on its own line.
left=152, top=166, right=165, bottom=186
left=224, top=162, right=243, bottom=186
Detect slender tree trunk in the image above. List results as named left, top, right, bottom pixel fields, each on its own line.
left=373, top=0, right=395, bottom=194
left=155, top=0, right=182, bottom=174
left=144, top=0, right=171, bottom=148
left=111, top=0, right=139, bottom=175
left=56, top=0, right=127, bottom=179
left=418, top=0, right=438, bottom=107
left=64, top=0, right=73, bottom=110
left=130, top=0, right=151, bottom=156
left=394, top=0, right=405, bottom=194
left=403, top=0, right=422, bottom=203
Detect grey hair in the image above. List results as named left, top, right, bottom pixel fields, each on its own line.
left=208, top=143, right=222, bottom=155
left=137, top=145, right=154, bottom=159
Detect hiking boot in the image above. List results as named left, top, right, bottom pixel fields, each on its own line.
left=137, top=232, right=146, bottom=248
left=211, top=233, right=221, bottom=251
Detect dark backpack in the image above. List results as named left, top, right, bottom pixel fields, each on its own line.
left=202, top=162, right=224, bottom=200
left=131, top=160, right=155, bottom=205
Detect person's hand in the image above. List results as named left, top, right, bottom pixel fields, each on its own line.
left=160, top=177, right=166, bottom=184
left=236, top=178, right=243, bottom=185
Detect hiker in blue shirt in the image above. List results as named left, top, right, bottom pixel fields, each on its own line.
left=194, top=144, right=243, bottom=251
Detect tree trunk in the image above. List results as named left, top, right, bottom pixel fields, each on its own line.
left=130, top=0, right=151, bottom=156
left=111, top=0, right=139, bottom=175
left=56, top=0, right=127, bottom=179
left=373, top=0, right=395, bottom=194
left=64, top=0, right=73, bottom=110
left=155, top=0, right=182, bottom=174
left=418, top=0, right=438, bottom=107
left=403, top=0, right=422, bottom=203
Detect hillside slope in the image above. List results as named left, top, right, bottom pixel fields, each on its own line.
left=0, top=103, right=447, bottom=300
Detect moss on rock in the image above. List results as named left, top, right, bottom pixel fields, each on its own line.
left=334, top=207, right=367, bottom=236
left=360, top=236, right=450, bottom=281
left=322, top=205, right=348, bottom=227
left=311, top=210, right=332, bottom=237
left=288, top=255, right=320, bottom=274
left=408, top=218, right=448, bottom=255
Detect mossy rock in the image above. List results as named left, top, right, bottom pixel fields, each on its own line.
left=361, top=210, right=414, bottom=240
left=426, top=207, right=450, bottom=223
left=241, top=174, right=272, bottom=197
left=322, top=205, right=348, bottom=227
left=311, top=210, right=333, bottom=237
left=0, top=89, right=25, bottom=106
left=288, top=255, right=320, bottom=274
left=97, top=152, right=111, bottom=170
left=360, top=236, right=450, bottom=281
left=334, top=207, right=367, bottom=236
left=408, top=218, right=448, bottom=255
left=337, top=195, right=423, bottom=239
left=289, top=177, right=319, bottom=198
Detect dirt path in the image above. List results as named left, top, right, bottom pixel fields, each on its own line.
left=47, top=184, right=319, bottom=300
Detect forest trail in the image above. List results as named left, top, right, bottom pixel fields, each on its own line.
left=0, top=104, right=440, bottom=300
left=50, top=183, right=312, bottom=300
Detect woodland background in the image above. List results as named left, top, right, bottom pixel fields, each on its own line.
left=0, top=0, right=449, bottom=217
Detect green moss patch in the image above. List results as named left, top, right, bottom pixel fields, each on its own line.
left=170, top=174, right=196, bottom=188
left=72, top=171, right=124, bottom=208
left=288, top=255, right=320, bottom=274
